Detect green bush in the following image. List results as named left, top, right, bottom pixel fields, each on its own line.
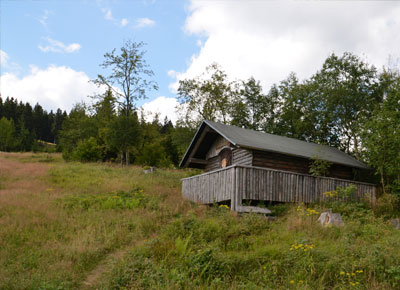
left=73, top=137, right=102, bottom=162
left=59, top=187, right=159, bottom=211
left=374, top=193, right=400, bottom=219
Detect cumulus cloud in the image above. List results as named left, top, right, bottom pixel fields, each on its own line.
left=171, top=0, right=400, bottom=91
left=141, top=96, right=179, bottom=124
left=135, top=17, right=155, bottom=28
left=38, top=37, right=81, bottom=53
left=0, top=65, right=104, bottom=112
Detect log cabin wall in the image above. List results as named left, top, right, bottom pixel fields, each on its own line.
left=204, top=136, right=232, bottom=172
left=328, top=164, right=353, bottom=180
left=203, top=138, right=356, bottom=180
left=252, top=150, right=310, bottom=174
left=252, top=150, right=354, bottom=181
left=205, top=155, right=221, bottom=172
left=232, top=148, right=253, bottom=166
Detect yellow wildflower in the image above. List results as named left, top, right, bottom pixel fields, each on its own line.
left=290, top=280, right=295, bottom=284
left=340, top=271, right=345, bottom=275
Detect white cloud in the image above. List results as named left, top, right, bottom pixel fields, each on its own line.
left=36, top=9, right=52, bottom=28
left=171, top=0, right=400, bottom=92
left=104, top=9, right=113, bottom=20
left=135, top=17, right=155, bottom=28
left=0, top=50, right=21, bottom=73
left=121, top=18, right=129, bottom=27
left=101, top=8, right=129, bottom=28
left=38, top=37, right=81, bottom=53
left=141, top=96, right=179, bottom=124
left=0, top=65, right=104, bottom=113
left=0, top=50, right=9, bottom=66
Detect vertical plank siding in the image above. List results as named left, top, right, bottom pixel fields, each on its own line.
left=182, top=165, right=376, bottom=206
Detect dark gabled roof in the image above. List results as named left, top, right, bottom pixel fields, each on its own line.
left=180, top=120, right=369, bottom=170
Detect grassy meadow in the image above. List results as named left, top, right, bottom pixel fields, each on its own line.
left=0, top=152, right=399, bottom=289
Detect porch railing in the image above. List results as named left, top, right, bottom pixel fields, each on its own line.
left=181, top=165, right=376, bottom=211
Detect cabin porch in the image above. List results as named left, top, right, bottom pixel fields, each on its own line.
left=181, top=165, right=376, bottom=212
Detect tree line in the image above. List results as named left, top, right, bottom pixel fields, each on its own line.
left=0, top=97, right=67, bottom=151
left=0, top=40, right=399, bottom=196
left=177, top=53, right=400, bottom=195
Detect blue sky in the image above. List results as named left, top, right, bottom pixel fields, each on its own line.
left=1, top=1, right=400, bottom=122
left=1, top=0, right=198, bottom=110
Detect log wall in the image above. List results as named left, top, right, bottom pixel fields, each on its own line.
left=252, top=150, right=354, bottom=180
left=232, top=148, right=253, bottom=166
left=205, top=156, right=221, bottom=172
left=181, top=165, right=376, bottom=209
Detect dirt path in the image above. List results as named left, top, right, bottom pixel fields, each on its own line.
left=82, top=246, right=129, bottom=289
left=82, top=240, right=146, bottom=289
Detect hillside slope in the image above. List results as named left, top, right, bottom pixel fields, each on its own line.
left=0, top=152, right=399, bottom=289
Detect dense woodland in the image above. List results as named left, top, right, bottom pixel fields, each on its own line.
left=0, top=41, right=399, bottom=196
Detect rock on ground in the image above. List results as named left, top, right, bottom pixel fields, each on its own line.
left=318, top=210, right=344, bottom=227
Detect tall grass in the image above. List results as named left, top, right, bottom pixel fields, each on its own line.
left=0, top=152, right=399, bottom=289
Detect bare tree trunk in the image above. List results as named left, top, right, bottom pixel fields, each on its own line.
left=125, top=151, right=130, bottom=166
left=120, top=152, right=124, bottom=167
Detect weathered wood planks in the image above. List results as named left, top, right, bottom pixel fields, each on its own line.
left=181, top=165, right=376, bottom=207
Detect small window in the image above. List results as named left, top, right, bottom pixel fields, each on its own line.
left=219, top=148, right=232, bottom=168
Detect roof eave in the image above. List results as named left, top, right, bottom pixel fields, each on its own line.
left=237, top=144, right=370, bottom=170
left=179, top=121, right=207, bottom=168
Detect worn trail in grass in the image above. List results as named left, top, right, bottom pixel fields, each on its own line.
left=1, top=153, right=400, bottom=289
left=0, top=153, right=192, bottom=289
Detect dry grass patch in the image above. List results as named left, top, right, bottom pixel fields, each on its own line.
left=0, top=152, right=192, bottom=289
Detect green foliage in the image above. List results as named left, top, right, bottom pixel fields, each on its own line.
left=73, top=137, right=102, bottom=162
left=136, top=142, right=172, bottom=167
left=268, top=203, right=290, bottom=217
left=231, top=77, right=277, bottom=131
left=374, top=194, right=400, bottom=219
left=0, top=97, right=66, bottom=151
left=362, top=71, right=400, bottom=195
left=59, top=103, right=97, bottom=160
left=107, top=204, right=400, bottom=289
left=0, top=117, right=16, bottom=151
left=177, top=63, right=238, bottom=127
left=93, top=40, right=158, bottom=115
left=92, top=40, right=158, bottom=165
left=60, top=187, right=158, bottom=211
left=2, top=154, right=400, bottom=289
left=309, top=154, right=332, bottom=177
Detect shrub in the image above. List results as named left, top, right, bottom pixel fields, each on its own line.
left=60, top=187, right=159, bottom=211
left=73, top=137, right=102, bottom=162
left=374, top=193, right=400, bottom=219
left=309, top=154, right=332, bottom=177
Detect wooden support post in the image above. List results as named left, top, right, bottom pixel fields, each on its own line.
left=231, top=167, right=236, bottom=211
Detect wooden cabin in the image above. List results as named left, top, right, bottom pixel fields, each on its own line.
left=180, top=120, right=376, bottom=213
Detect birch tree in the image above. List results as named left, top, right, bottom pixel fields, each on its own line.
left=93, top=40, right=158, bottom=165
